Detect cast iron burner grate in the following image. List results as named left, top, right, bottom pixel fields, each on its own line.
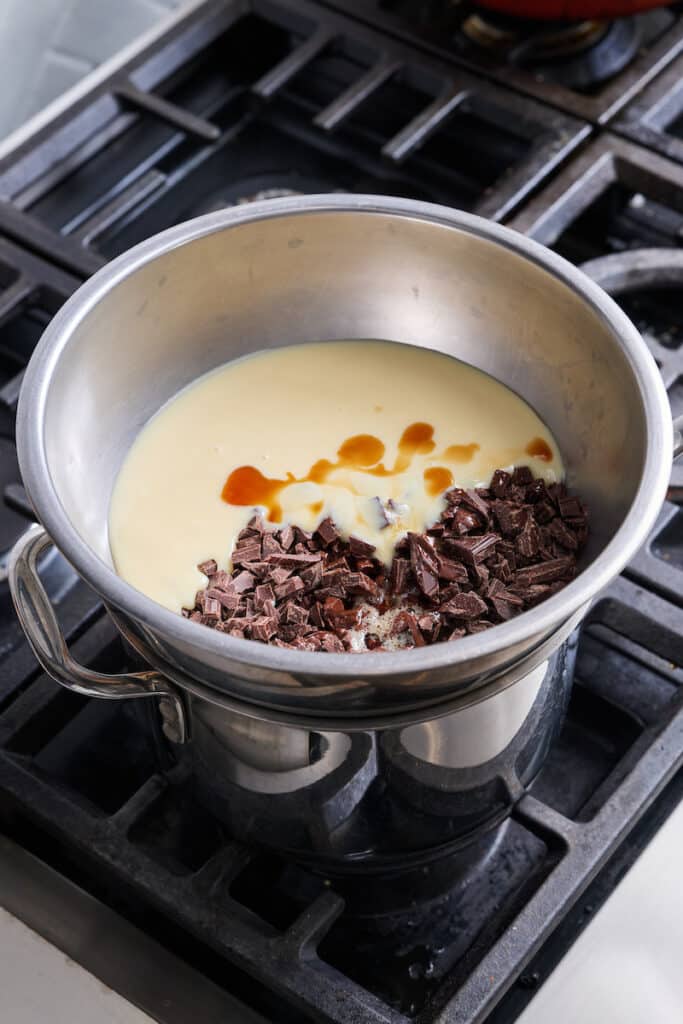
left=323, top=0, right=683, bottom=122
left=0, top=575, right=681, bottom=1023
left=0, top=0, right=587, bottom=277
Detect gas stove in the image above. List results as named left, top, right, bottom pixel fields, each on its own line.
left=0, top=2, right=681, bottom=1023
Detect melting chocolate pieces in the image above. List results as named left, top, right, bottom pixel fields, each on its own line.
left=183, top=469, right=588, bottom=652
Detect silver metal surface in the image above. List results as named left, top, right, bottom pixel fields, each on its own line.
left=14, top=195, right=672, bottom=717
left=9, top=525, right=187, bottom=744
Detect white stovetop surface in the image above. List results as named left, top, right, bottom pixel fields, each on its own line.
left=1, top=799, right=682, bottom=1023
left=518, top=797, right=683, bottom=1024
left=0, top=907, right=154, bottom=1024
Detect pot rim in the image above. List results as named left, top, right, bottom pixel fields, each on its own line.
left=17, top=194, right=673, bottom=685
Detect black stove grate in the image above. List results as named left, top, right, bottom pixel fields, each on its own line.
left=0, top=577, right=681, bottom=1023
left=0, top=0, right=587, bottom=278
left=509, top=132, right=683, bottom=499
left=322, top=1, right=683, bottom=123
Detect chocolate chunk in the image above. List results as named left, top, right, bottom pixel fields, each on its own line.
left=516, top=518, right=540, bottom=558
left=197, top=559, right=217, bottom=577
left=202, top=596, right=221, bottom=621
left=254, top=583, right=275, bottom=610
left=469, top=561, right=490, bottom=590
left=246, top=515, right=265, bottom=534
left=270, top=566, right=293, bottom=586
left=462, top=489, right=490, bottom=523
left=466, top=619, right=492, bottom=634
left=534, top=500, right=556, bottom=525
left=250, top=616, right=278, bottom=642
left=314, top=631, right=345, bottom=653
left=444, top=488, right=465, bottom=506
left=437, top=556, right=469, bottom=584
left=300, top=561, right=324, bottom=591
left=268, top=551, right=321, bottom=568
left=316, top=517, right=340, bottom=547
left=558, top=495, right=584, bottom=520
left=548, top=518, right=579, bottom=551
left=452, top=507, right=481, bottom=535
left=389, top=557, right=410, bottom=595
left=365, top=633, right=382, bottom=650
left=512, top=466, right=533, bottom=486
left=490, top=469, right=512, bottom=498
left=261, top=532, right=283, bottom=558
left=447, top=533, right=499, bottom=565
left=392, top=611, right=425, bottom=646
left=349, top=536, right=376, bottom=558
left=209, top=570, right=233, bottom=591
left=547, top=482, right=568, bottom=506
left=282, top=602, right=309, bottom=626
left=232, top=541, right=262, bottom=566
left=440, top=592, right=488, bottom=619
left=206, top=587, right=239, bottom=613
left=492, top=501, right=528, bottom=537
left=515, top=557, right=574, bottom=586
left=274, top=576, right=305, bottom=601
left=408, top=533, right=440, bottom=599
left=232, top=570, right=256, bottom=593
left=526, top=479, right=548, bottom=504
left=445, top=626, right=467, bottom=641
left=279, top=524, right=295, bottom=550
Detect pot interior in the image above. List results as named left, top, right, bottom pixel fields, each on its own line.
left=38, top=209, right=647, bottom=589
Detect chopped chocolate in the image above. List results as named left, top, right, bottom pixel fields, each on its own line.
left=186, top=466, right=588, bottom=652
left=462, top=489, right=490, bottom=523
left=349, top=535, right=376, bottom=558
left=437, top=556, right=469, bottom=584
left=261, top=532, right=283, bottom=558
left=547, top=518, right=579, bottom=551
left=268, top=551, right=321, bottom=568
left=516, top=518, right=540, bottom=559
left=490, top=469, right=511, bottom=498
left=447, top=533, right=499, bottom=565
left=534, top=500, right=556, bottom=525
left=316, top=517, right=340, bottom=547
left=300, top=561, right=324, bottom=591
left=232, top=570, right=256, bottom=593
left=492, top=501, right=528, bottom=537
left=558, top=495, right=585, bottom=520
left=279, top=524, right=295, bottom=550
left=232, top=540, right=262, bottom=566
left=408, top=533, right=440, bottom=599
left=250, top=616, right=278, bottom=642
left=515, top=557, right=574, bottom=587
left=254, top=583, right=275, bottom=610
left=512, top=466, right=533, bottom=487
left=452, top=506, right=481, bottom=535
left=441, top=592, right=488, bottom=620
left=389, top=557, right=410, bottom=595
left=274, top=576, right=305, bottom=601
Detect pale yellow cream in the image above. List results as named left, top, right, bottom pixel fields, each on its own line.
left=109, top=340, right=563, bottom=611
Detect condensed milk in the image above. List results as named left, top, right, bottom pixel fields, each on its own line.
left=109, top=340, right=563, bottom=611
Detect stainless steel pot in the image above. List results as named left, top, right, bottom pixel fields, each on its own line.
left=8, top=195, right=680, bottom=867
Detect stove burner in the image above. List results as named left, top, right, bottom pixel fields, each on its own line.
left=462, top=12, right=641, bottom=90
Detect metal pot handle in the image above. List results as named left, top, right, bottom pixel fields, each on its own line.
left=8, top=525, right=187, bottom=744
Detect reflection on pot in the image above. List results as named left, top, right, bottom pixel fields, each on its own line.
left=189, top=636, right=577, bottom=869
